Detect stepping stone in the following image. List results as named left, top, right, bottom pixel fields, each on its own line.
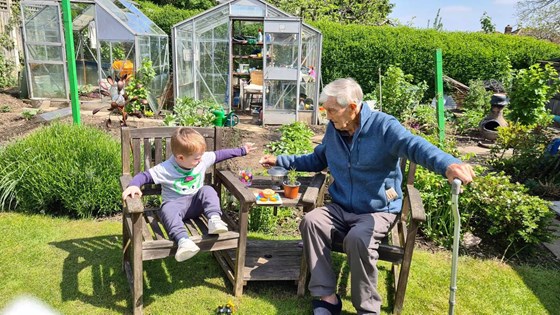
left=38, top=107, right=72, bottom=122
left=543, top=218, right=560, bottom=260
left=550, top=201, right=560, bottom=217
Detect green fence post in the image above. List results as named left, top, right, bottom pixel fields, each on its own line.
left=61, top=0, right=81, bottom=125
left=435, top=49, right=445, bottom=144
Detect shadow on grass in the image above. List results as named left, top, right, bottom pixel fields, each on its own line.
left=49, top=235, right=232, bottom=313
left=513, top=262, right=560, bottom=314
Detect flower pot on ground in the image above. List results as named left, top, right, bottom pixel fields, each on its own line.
left=283, top=180, right=301, bottom=199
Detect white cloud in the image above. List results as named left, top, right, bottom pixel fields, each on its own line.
left=493, top=0, right=518, bottom=5
left=441, top=6, right=473, bottom=13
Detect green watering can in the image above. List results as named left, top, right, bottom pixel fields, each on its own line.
left=212, top=109, right=239, bottom=127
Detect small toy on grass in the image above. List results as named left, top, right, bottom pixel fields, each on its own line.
left=216, top=300, right=236, bottom=314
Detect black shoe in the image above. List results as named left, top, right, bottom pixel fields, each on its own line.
left=312, top=294, right=342, bottom=315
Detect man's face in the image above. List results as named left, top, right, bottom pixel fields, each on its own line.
left=322, top=97, right=358, bottom=131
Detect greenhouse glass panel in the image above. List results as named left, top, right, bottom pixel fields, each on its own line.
left=27, top=44, right=64, bottom=61
left=194, top=6, right=229, bottom=105
left=230, top=0, right=265, bottom=17
left=22, top=5, right=61, bottom=43
left=175, top=24, right=195, bottom=98
left=29, top=63, right=67, bottom=99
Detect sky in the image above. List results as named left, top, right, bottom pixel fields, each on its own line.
left=389, top=0, right=520, bottom=32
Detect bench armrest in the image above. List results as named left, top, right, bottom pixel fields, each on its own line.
left=120, top=175, right=145, bottom=214
left=405, top=184, right=426, bottom=222
left=216, top=170, right=256, bottom=208
left=301, top=172, right=327, bottom=208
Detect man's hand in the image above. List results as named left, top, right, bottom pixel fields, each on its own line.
left=445, top=163, right=475, bottom=185
left=122, top=186, right=142, bottom=200
left=259, top=155, right=277, bottom=168
left=243, top=142, right=257, bottom=154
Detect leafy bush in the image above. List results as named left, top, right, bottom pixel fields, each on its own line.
left=0, top=123, right=121, bottom=218
left=455, top=80, right=492, bottom=133
left=266, top=122, right=314, bottom=155
left=415, top=165, right=555, bottom=256
left=489, top=122, right=559, bottom=198
left=0, top=53, right=16, bottom=88
left=402, top=104, right=438, bottom=135
left=248, top=206, right=276, bottom=233
left=507, top=63, right=560, bottom=126
left=373, top=65, right=428, bottom=121
left=163, top=97, right=221, bottom=127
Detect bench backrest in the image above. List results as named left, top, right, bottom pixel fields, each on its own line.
left=121, top=126, right=223, bottom=194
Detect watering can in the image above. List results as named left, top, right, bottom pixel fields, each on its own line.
left=212, top=109, right=238, bottom=127
left=212, top=109, right=225, bottom=127
left=224, top=112, right=239, bottom=127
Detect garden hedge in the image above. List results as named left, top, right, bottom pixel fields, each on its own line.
left=312, top=21, right=560, bottom=96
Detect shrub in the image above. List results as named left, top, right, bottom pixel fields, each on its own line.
left=265, top=121, right=314, bottom=155
left=455, top=80, right=492, bottom=133
left=415, top=165, right=555, bottom=256
left=490, top=122, right=559, bottom=198
left=373, top=65, right=428, bottom=121
left=507, top=63, right=560, bottom=126
left=0, top=123, right=121, bottom=218
left=163, top=97, right=221, bottom=127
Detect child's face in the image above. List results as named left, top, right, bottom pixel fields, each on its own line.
left=175, top=151, right=203, bottom=169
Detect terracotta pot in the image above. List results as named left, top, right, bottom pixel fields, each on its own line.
left=283, top=181, right=301, bottom=199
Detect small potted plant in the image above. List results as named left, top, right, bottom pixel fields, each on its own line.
left=283, top=168, right=301, bottom=199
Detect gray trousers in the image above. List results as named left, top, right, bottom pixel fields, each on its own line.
left=299, top=203, right=397, bottom=315
left=160, top=185, right=221, bottom=242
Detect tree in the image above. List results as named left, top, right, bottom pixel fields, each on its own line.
left=516, top=0, right=560, bottom=42
left=480, top=11, right=496, bottom=33
left=427, top=8, right=443, bottom=31
left=267, top=0, right=394, bottom=25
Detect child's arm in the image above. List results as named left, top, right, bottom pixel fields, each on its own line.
left=122, top=171, right=154, bottom=200
left=214, top=143, right=256, bottom=163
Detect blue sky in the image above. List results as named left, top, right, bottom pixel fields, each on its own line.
left=389, top=0, right=520, bottom=32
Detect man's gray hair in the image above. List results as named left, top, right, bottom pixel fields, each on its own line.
left=319, top=78, right=363, bottom=108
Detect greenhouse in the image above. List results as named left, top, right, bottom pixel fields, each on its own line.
left=172, top=0, right=322, bottom=125
left=20, top=0, right=169, bottom=104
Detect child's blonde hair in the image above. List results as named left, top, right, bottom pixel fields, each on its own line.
left=171, top=127, right=206, bottom=156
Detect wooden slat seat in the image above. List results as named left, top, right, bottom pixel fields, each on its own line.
left=120, top=126, right=248, bottom=315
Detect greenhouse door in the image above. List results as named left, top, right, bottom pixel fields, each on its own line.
left=21, top=1, right=69, bottom=100
left=262, top=18, right=302, bottom=125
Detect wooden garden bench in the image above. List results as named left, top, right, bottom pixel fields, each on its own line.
left=120, top=126, right=250, bottom=315
left=299, top=159, right=426, bottom=315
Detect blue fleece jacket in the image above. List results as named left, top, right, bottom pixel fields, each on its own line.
left=276, top=104, right=460, bottom=214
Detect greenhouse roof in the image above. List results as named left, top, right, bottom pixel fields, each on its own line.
left=69, top=0, right=166, bottom=37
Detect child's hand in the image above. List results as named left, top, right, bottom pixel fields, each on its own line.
left=122, top=186, right=142, bottom=200
left=259, top=155, right=277, bottom=168
left=243, top=142, right=257, bottom=153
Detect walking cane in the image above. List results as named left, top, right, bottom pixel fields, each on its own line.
left=448, top=179, right=462, bottom=315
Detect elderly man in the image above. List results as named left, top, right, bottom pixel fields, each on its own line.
left=259, top=78, right=474, bottom=315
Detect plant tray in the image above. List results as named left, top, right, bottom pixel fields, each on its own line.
left=255, top=192, right=283, bottom=205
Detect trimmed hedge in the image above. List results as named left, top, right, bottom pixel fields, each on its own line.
left=137, top=0, right=201, bottom=35
left=313, top=21, right=560, bottom=96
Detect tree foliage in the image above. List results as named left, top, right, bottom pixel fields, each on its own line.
left=480, top=11, right=496, bottom=33
left=267, top=0, right=394, bottom=25
left=517, top=0, right=560, bottom=42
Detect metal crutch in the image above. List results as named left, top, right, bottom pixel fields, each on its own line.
left=448, top=179, right=462, bottom=315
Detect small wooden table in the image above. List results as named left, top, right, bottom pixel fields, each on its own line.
left=215, top=170, right=327, bottom=296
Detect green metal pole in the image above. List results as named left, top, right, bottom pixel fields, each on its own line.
left=61, top=0, right=81, bottom=125
left=435, top=49, right=445, bottom=144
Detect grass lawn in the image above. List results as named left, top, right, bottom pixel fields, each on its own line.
left=0, top=212, right=558, bottom=314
